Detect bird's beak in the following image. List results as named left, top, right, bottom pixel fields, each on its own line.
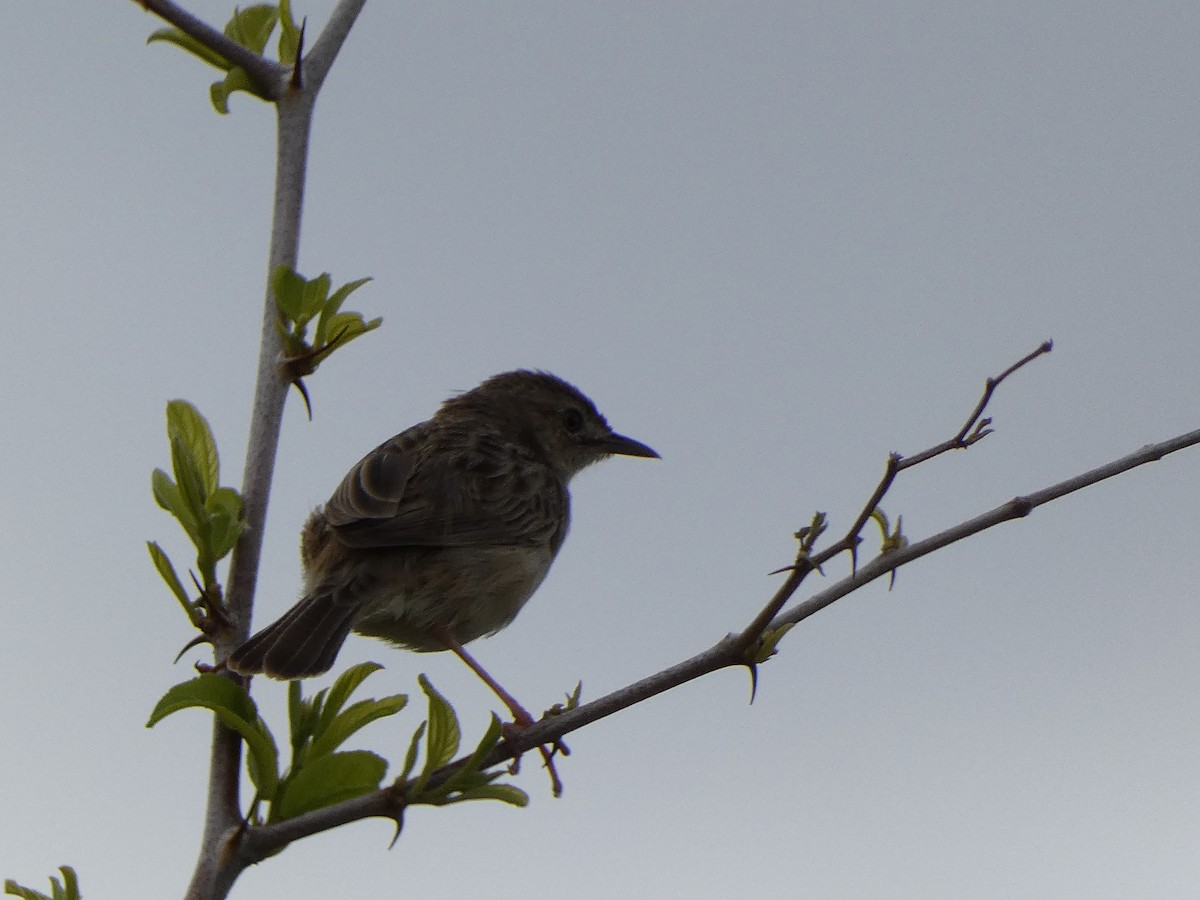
left=598, top=432, right=660, bottom=459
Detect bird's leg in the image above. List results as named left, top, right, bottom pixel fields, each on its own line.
left=433, top=628, right=568, bottom=797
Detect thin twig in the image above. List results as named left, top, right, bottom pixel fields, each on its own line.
left=734, top=341, right=1052, bottom=654
left=900, top=339, right=1053, bottom=469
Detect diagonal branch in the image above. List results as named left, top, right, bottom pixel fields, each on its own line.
left=232, top=421, right=1200, bottom=858
left=900, top=339, right=1054, bottom=469
left=301, top=0, right=369, bottom=93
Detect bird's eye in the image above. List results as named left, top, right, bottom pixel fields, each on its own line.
left=561, top=408, right=585, bottom=432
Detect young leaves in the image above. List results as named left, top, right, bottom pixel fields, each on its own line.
left=3, top=866, right=80, bottom=900
left=147, top=666, right=527, bottom=830
left=146, top=666, right=410, bottom=822
left=271, top=751, right=388, bottom=821
left=146, top=3, right=302, bottom=114
left=404, top=676, right=528, bottom=809
left=273, top=265, right=380, bottom=380
left=148, top=401, right=243, bottom=625
left=269, top=663, right=407, bottom=822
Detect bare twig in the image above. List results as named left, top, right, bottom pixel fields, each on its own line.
left=900, top=339, right=1053, bottom=469
left=735, top=341, right=1053, bottom=655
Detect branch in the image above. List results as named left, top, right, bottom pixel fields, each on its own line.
left=301, top=0, right=368, bottom=93
left=224, top=0, right=367, bottom=648
left=136, top=3, right=368, bottom=898
left=773, top=425, right=1200, bottom=631
left=900, top=339, right=1054, bottom=469
left=230, top=421, right=1200, bottom=858
left=134, top=0, right=287, bottom=97
left=737, top=340, right=1053, bottom=650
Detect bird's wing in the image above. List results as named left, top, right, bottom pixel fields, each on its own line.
left=322, top=421, right=568, bottom=549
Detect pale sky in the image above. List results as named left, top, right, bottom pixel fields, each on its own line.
left=3, top=2, right=1199, bottom=898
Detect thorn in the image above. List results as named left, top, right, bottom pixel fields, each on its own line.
left=289, top=19, right=307, bottom=90
left=387, top=809, right=405, bottom=850
left=174, top=633, right=213, bottom=664
left=746, top=661, right=759, bottom=704
left=291, top=378, right=314, bottom=420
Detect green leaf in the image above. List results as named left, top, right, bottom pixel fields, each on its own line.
left=321, top=311, right=382, bottom=350
left=278, top=0, right=302, bottom=65
left=273, top=269, right=378, bottom=365
left=147, top=675, right=279, bottom=798
left=146, top=541, right=195, bottom=622
left=245, top=734, right=279, bottom=800
left=167, top=400, right=219, bottom=498
left=147, top=27, right=233, bottom=71
left=303, top=663, right=406, bottom=760
left=151, top=468, right=202, bottom=545
left=205, top=486, right=245, bottom=561
left=150, top=467, right=180, bottom=513
left=869, top=507, right=891, bottom=536
left=441, top=714, right=503, bottom=794
left=315, top=277, right=373, bottom=345
left=210, top=66, right=260, bottom=114
left=754, top=622, right=795, bottom=663
left=287, top=679, right=318, bottom=755
left=169, top=433, right=209, bottom=530
left=271, top=750, right=387, bottom=821
left=301, top=272, right=332, bottom=321
left=4, top=865, right=80, bottom=900
left=455, top=783, right=529, bottom=806
left=272, top=264, right=309, bottom=324
left=2, top=881, right=40, bottom=899
left=57, top=865, right=79, bottom=900
left=323, top=276, right=373, bottom=315
left=225, top=4, right=278, bottom=53
left=401, top=721, right=426, bottom=783
left=419, top=675, right=460, bottom=776
left=314, top=661, right=384, bottom=737
left=309, top=695, right=408, bottom=761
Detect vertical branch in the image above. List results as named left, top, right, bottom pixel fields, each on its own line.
left=158, top=2, right=369, bottom=897
left=224, top=93, right=315, bottom=647
left=183, top=96, right=315, bottom=900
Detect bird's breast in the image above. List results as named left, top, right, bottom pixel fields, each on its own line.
left=349, top=543, right=558, bottom=650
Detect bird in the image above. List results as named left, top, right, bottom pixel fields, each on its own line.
left=227, top=370, right=658, bottom=718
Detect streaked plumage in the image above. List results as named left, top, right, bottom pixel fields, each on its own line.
left=228, top=370, right=657, bottom=681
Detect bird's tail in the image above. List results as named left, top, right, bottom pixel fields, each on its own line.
left=227, top=592, right=359, bottom=681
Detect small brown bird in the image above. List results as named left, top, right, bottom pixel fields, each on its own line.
left=228, top=370, right=657, bottom=710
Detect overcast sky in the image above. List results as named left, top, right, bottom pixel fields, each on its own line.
left=3, top=2, right=1200, bottom=898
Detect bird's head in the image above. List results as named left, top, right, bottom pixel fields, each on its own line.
left=442, top=370, right=659, bottom=479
